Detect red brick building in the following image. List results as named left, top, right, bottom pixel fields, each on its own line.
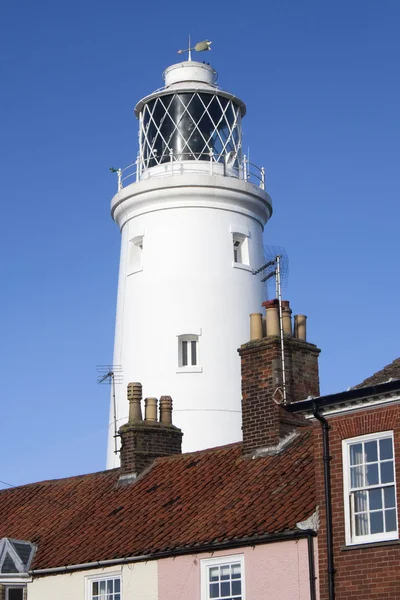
left=288, top=359, right=400, bottom=599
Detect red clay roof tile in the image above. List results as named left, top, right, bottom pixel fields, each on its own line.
left=0, top=433, right=315, bottom=570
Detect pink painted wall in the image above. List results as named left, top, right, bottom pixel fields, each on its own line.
left=158, top=539, right=318, bottom=600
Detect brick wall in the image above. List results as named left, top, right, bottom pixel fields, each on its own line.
left=119, top=421, right=182, bottom=476
left=315, top=403, right=400, bottom=599
left=239, top=336, right=320, bottom=453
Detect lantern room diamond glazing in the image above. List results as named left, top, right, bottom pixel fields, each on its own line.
left=139, top=92, right=242, bottom=171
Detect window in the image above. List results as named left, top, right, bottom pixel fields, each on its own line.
left=128, top=235, right=143, bottom=274
left=178, top=335, right=199, bottom=367
left=88, top=576, right=121, bottom=600
left=6, top=588, right=24, bottom=600
left=201, top=555, right=244, bottom=600
left=343, top=431, right=398, bottom=545
left=232, top=233, right=249, bottom=267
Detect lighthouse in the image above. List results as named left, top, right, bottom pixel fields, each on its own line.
left=107, top=45, right=273, bottom=467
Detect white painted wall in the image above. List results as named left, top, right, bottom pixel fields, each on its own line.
left=107, top=170, right=272, bottom=467
left=28, top=562, right=157, bottom=600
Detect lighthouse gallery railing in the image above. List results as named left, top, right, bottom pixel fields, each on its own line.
left=113, top=152, right=266, bottom=192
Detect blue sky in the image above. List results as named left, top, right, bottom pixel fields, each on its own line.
left=1, top=1, right=399, bottom=487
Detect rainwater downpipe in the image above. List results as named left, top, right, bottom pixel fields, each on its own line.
left=313, top=403, right=335, bottom=600
left=307, top=533, right=317, bottom=600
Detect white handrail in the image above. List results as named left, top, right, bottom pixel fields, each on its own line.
left=113, top=152, right=266, bottom=192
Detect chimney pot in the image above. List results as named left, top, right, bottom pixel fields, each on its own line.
left=145, top=397, right=158, bottom=421
left=294, top=314, right=307, bottom=341
left=249, top=313, right=263, bottom=340
left=160, top=395, right=173, bottom=425
left=263, top=299, right=279, bottom=337
left=127, top=382, right=143, bottom=422
left=281, top=301, right=292, bottom=337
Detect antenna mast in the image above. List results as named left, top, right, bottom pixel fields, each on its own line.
left=253, top=247, right=289, bottom=404
left=275, top=255, right=287, bottom=404
left=97, top=365, right=123, bottom=455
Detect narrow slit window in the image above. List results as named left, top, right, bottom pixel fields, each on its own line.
left=233, top=239, right=242, bottom=263
left=178, top=335, right=199, bottom=368
left=129, top=235, right=144, bottom=273
left=182, top=341, right=188, bottom=366
left=232, top=233, right=249, bottom=266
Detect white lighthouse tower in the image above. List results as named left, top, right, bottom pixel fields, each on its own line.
left=107, top=45, right=272, bottom=467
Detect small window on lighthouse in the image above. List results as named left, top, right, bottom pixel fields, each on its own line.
left=128, top=235, right=144, bottom=275
left=232, top=233, right=249, bottom=266
left=178, top=335, right=201, bottom=371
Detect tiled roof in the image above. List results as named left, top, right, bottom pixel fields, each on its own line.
left=353, top=358, right=400, bottom=389
left=0, top=433, right=315, bottom=570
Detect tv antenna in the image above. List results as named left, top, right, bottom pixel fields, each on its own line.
left=253, top=246, right=289, bottom=404
left=97, top=365, right=123, bottom=455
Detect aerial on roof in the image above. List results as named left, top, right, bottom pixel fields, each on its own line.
left=353, top=357, right=400, bottom=389
left=0, top=433, right=315, bottom=571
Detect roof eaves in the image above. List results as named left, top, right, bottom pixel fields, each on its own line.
left=286, top=379, right=400, bottom=417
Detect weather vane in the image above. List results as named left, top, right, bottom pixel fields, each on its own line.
left=177, top=36, right=212, bottom=61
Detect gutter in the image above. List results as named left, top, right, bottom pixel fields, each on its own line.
left=286, top=379, right=400, bottom=415
left=313, top=404, right=335, bottom=600
left=30, top=529, right=314, bottom=576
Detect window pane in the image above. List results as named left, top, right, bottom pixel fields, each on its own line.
left=107, top=580, right=113, bottom=593
left=380, top=438, right=393, bottom=460
left=210, top=583, right=219, bottom=598
left=220, top=565, right=230, bottom=580
left=209, top=567, right=219, bottom=581
left=369, top=488, right=382, bottom=510
left=381, top=461, right=394, bottom=484
left=93, top=582, right=99, bottom=595
left=365, top=441, right=378, bottom=463
left=365, top=463, right=379, bottom=486
left=8, top=591, right=23, bottom=600
left=355, top=513, right=369, bottom=535
left=100, top=581, right=106, bottom=593
left=370, top=511, right=384, bottom=534
left=231, top=563, right=241, bottom=577
left=385, top=509, right=397, bottom=532
left=191, top=340, right=197, bottom=365
left=384, top=486, right=396, bottom=508
left=351, top=465, right=364, bottom=488
left=221, top=581, right=230, bottom=596
left=114, top=579, right=120, bottom=593
left=232, top=580, right=242, bottom=595
left=350, top=443, right=363, bottom=465
left=354, top=490, right=368, bottom=512
left=182, top=341, right=188, bottom=366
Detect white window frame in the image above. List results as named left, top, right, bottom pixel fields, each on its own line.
left=127, top=235, right=144, bottom=275
left=177, top=333, right=202, bottom=373
left=5, top=587, right=24, bottom=600
left=232, top=233, right=250, bottom=268
left=86, top=572, right=121, bottom=600
left=201, top=554, right=245, bottom=600
left=342, top=430, right=398, bottom=546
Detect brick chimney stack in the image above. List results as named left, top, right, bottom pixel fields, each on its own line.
left=119, top=383, right=183, bottom=480
left=239, top=300, right=320, bottom=454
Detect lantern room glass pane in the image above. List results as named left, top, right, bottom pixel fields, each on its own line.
left=140, top=92, right=242, bottom=169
